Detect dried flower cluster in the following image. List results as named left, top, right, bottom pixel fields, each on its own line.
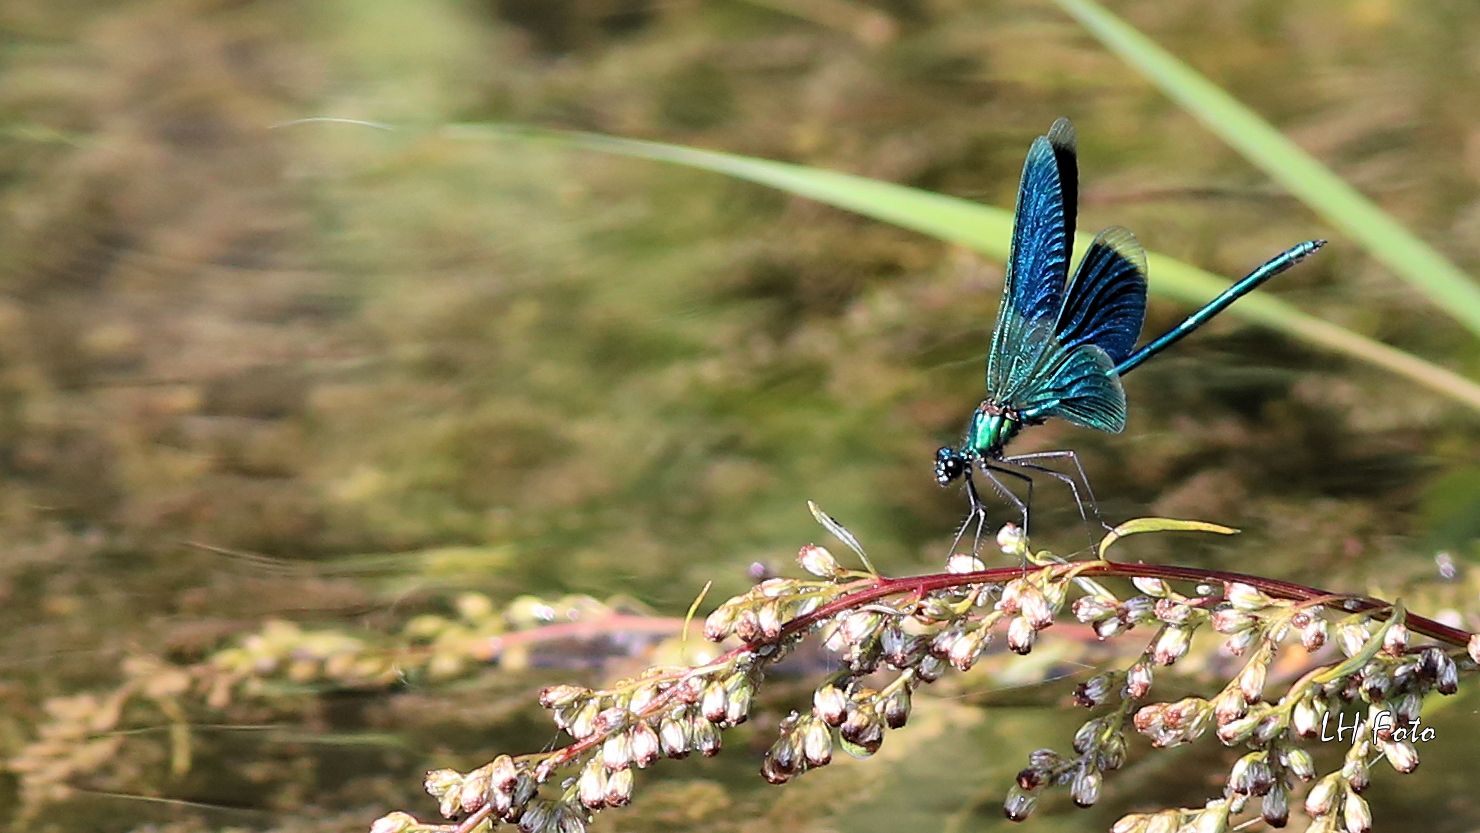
left=372, top=518, right=1480, bottom=833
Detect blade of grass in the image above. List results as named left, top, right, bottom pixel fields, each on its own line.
left=439, top=123, right=1480, bottom=413
left=1054, top=0, right=1480, bottom=337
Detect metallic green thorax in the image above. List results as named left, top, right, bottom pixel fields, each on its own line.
left=966, top=402, right=1022, bottom=457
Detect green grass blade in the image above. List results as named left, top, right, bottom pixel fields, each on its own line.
left=438, top=123, right=1480, bottom=413
left=1054, top=0, right=1480, bottom=337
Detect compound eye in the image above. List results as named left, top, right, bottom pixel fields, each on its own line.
left=934, top=448, right=964, bottom=486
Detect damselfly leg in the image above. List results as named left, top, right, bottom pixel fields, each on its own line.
left=948, top=474, right=989, bottom=555
left=1000, top=449, right=1109, bottom=550
left=980, top=461, right=1034, bottom=538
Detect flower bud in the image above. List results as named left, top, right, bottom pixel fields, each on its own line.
left=1342, top=788, right=1370, bottom=833
left=693, top=718, right=722, bottom=756
left=1226, top=583, right=1271, bottom=611
left=1213, top=688, right=1248, bottom=725
left=1074, top=673, right=1117, bottom=708
left=1382, top=622, right=1409, bottom=655
left=1285, top=746, right=1316, bottom=781
left=516, top=800, right=552, bottom=833
left=766, top=733, right=798, bottom=776
left=704, top=603, right=738, bottom=642
left=630, top=722, right=660, bottom=768
left=916, top=654, right=947, bottom=682
left=1007, top=616, right=1036, bottom=654
left=1238, top=658, right=1268, bottom=704
left=997, top=523, right=1026, bottom=556
left=1261, top=784, right=1289, bottom=828
left=1095, top=616, right=1126, bottom=639
left=798, top=544, right=843, bottom=578
left=1380, top=737, right=1418, bottom=773
left=658, top=715, right=690, bottom=758
left=1003, top=785, right=1038, bottom=821
left=1292, top=697, right=1323, bottom=738
left=540, top=685, right=588, bottom=709
left=604, top=767, right=634, bottom=806
left=458, top=764, right=492, bottom=814
left=1073, top=595, right=1118, bottom=622
left=1111, top=814, right=1149, bottom=833
left=701, top=680, right=730, bottom=724
left=882, top=626, right=925, bottom=669
left=1468, top=633, right=1480, bottom=665
left=553, top=805, right=588, bottom=833
left=1336, top=621, right=1370, bottom=657
left=1302, top=616, right=1329, bottom=651
left=1125, top=662, right=1153, bottom=699
left=947, top=552, right=986, bottom=574
left=1304, top=773, right=1339, bottom=817
left=814, top=683, right=848, bottom=726
left=882, top=686, right=912, bottom=728
left=1132, top=576, right=1169, bottom=597
left=841, top=610, right=884, bottom=645
left=1070, top=767, right=1102, bottom=807
left=1192, top=800, right=1229, bottom=833
left=577, top=759, right=607, bottom=809
left=1152, top=626, right=1191, bottom=666
left=840, top=707, right=884, bottom=753
left=802, top=717, right=833, bottom=766
left=1211, top=608, right=1254, bottom=634
left=1021, top=587, right=1055, bottom=629
left=370, top=812, right=417, bottom=833
left=949, top=628, right=988, bottom=670
left=602, top=731, right=633, bottom=771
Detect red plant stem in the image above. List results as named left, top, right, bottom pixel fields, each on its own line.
left=783, top=561, right=1474, bottom=646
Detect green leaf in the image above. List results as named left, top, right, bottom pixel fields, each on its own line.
left=1054, top=0, right=1480, bottom=337
left=1097, top=517, right=1239, bottom=560
left=437, top=122, right=1480, bottom=413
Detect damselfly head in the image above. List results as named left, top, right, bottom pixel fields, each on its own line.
left=935, top=447, right=967, bottom=486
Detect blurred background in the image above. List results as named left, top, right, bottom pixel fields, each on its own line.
left=2, top=1, right=1477, bottom=831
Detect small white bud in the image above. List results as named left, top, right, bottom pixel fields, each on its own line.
left=798, top=544, right=843, bottom=578
left=946, top=552, right=986, bottom=574
left=996, top=523, right=1026, bottom=556
left=1226, top=583, right=1271, bottom=611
